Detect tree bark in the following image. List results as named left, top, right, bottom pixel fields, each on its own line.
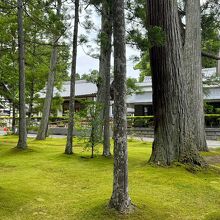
left=28, top=79, right=34, bottom=122
left=96, top=0, right=112, bottom=157
left=109, top=0, right=132, bottom=213
left=65, top=0, right=79, bottom=155
left=147, top=0, right=205, bottom=166
left=12, top=101, right=16, bottom=134
left=28, top=33, right=37, bottom=127
left=184, top=0, right=208, bottom=152
left=217, top=49, right=220, bottom=76
left=16, top=0, right=27, bottom=149
left=36, top=0, right=61, bottom=140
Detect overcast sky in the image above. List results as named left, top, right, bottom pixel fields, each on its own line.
left=75, top=0, right=207, bottom=79
left=76, top=45, right=140, bottom=78
left=74, top=5, right=141, bottom=79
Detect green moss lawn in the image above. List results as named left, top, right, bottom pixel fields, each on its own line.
left=0, top=136, right=220, bottom=220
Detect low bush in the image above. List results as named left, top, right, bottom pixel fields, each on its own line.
left=1, top=114, right=220, bottom=128
left=127, top=116, right=154, bottom=127
left=205, top=114, right=220, bottom=127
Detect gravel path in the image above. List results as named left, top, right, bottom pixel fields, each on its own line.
left=0, top=131, right=219, bottom=149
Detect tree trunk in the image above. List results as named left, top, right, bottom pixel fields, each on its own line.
left=28, top=79, right=34, bottom=125
left=217, top=49, right=220, bottom=76
left=12, top=101, right=16, bottom=134
left=109, top=0, right=132, bottom=213
left=184, top=0, right=208, bottom=152
left=28, top=33, right=37, bottom=128
left=65, top=0, right=79, bottom=155
left=11, top=38, right=17, bottom=135
left=36, top=0, right=61, bottom=140
left=16, top=0, right=27, bottom=149
left=91, top=123, right=95, bottom=158
left=147, top=0, right=205, bottom=166
left=96, top=1, right=112, bottom=157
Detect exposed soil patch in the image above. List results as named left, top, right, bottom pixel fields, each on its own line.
left=204, top=156, right=220, bottom=164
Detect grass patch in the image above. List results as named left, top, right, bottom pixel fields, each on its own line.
left=0, top=135, right=220, bottom=220
left=201, top=148, right=220, bottom=157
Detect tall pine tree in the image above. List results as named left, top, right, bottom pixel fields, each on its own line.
left=16, top=0, right=27, bottom=149
left=109, top=0, right=132, bottom=213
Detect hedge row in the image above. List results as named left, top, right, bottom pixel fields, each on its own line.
left=1, top=114, right=220, bottom=127
left=204, top=114, right=220, bottom=127
left=128, top=115, right=220, bottom=127
left=127, top=116, right=154, bottom=127
left=0, top=116, right=69, bottom=120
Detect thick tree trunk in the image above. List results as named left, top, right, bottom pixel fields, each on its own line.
left=109, top=0, right=132, bottom=213
left=16, top=0, right=27, bottom=149
left=96, top=1, right=112, bottom=157
left=65, top=0, right=79, bottom=155
left=184, top=0, right=208, bottom=152
left=36, top=0, right=61, bottom=140
left=147, top=0, right=205, bottom=166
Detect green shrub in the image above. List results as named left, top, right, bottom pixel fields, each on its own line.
left=204, top=103, right=214, bottom=114
left=127, top=116, right=154, bottom=127
left=215, top=108, right=220, bottom=114
left=128, top=115, right=220, bottom=128
left=205, top=114, right=220, bottom=127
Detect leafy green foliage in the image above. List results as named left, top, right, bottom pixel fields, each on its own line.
left=205, top=114, right=220, bottom=127
left=0, top=0, right=70, bottom=118
left=127, top=78, right=143, bottom=95
left=34, top=95, right=64, bottom=117
left=148, top=26, right=166, bottom=47
left=75, top=99, right=103, bottom=158
left=126, top=0, right=220, bottom=78
left=80, top=70, right=100, bottom=84
left=127, top=115, right=154, bottom=127
left=204, top=103, right=215, bottom=114
left=127, top=115, right=220, bottom=128
left=201, top=0, right=220, bottom=67
left=134, top=52, right=151, bottom=81
left=79, top=70, right=142, bottom=95
left=127, top=29, right=149, bottom=51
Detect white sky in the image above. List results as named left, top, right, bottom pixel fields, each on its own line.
left=76, top=46, right=140, bottom=78
left=75, top=6, right=140, bottom=79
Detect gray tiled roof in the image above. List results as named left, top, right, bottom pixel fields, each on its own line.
left=39, top=68, right=220, bottom=103
left=59, top=80, right=97, bottom=98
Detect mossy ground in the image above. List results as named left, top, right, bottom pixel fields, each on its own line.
left=0, top=136, right=220, bottom=220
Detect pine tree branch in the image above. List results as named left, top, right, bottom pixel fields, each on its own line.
left=202, top=51, right=220, bottom=60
